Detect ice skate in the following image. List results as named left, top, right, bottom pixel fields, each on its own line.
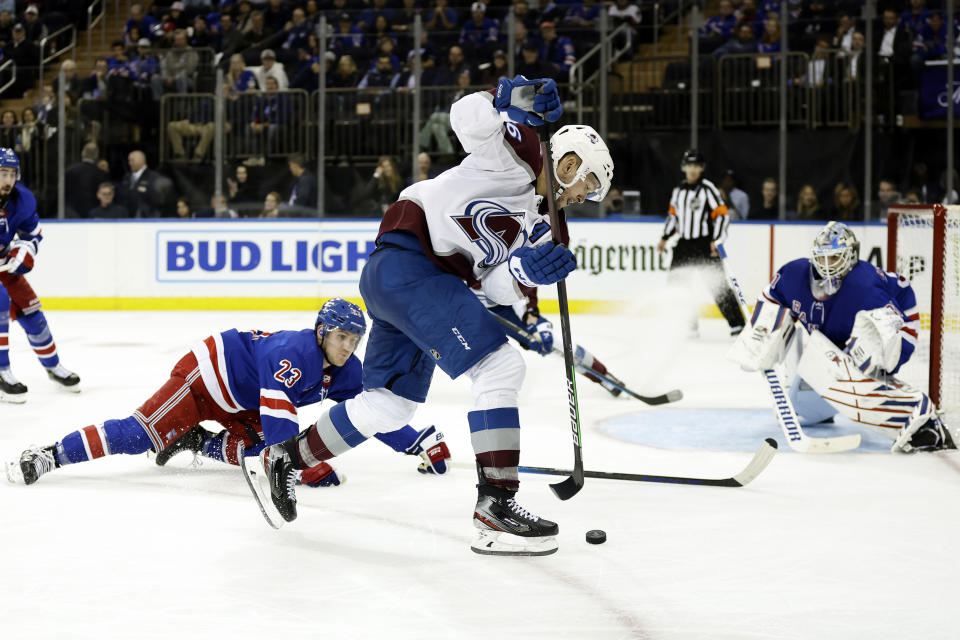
left=893, top=412, right=956, bottom=453
left=471, top=484, right=559, bottom=556
left=241, top=444, right=298, bottom=529
left=46, top=364, right=80, bottom=392
left=154, top=425, right=210, bottom=466
left=0, top=368, right=27, bottom=403
left=6, top=445, right=57, bottom=485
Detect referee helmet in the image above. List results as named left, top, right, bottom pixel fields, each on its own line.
left=680, top=149, right=706, bottom=168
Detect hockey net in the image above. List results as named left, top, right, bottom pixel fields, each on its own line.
left=887, top=204, right=960, bottom=417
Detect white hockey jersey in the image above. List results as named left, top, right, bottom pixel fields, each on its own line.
left=378, top=90, right=563, bottom=306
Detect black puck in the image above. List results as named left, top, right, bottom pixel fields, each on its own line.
left=586, top=529, right=606, bottom=544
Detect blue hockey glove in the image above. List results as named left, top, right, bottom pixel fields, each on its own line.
left=298, top=461, right=344, bottom=487
left=509, top=242, right=577, bottom=287
left=523, top=312, right=554, bottom=356
left=494, top=75, right=563, bottom=127
left=405, top=425, right=450, bottom=475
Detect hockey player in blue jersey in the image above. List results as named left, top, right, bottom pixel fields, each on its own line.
left=0, top=148, right=80, bottom=403
left=245, top=76, right=614, bottom=556
left=729, top=221, right=955, bottom=452
left=7, top=298, right=450, bottom=486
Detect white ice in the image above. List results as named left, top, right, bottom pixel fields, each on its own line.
left=1, top=309, right=958, bottom=640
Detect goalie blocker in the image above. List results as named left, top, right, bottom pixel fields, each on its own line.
left=728, top=221, right=955, bottom=453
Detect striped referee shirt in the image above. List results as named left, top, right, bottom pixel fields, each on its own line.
left=662, top=178, right=730, bottom=243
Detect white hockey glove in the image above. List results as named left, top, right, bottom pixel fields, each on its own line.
left=845, top=307, right=904, bottom=375
left=726, top=301, right=794, bottom=371
left=1, top=239, right=37, bottom=275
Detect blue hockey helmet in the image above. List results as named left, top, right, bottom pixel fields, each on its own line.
left=810, top=221, right=860, bottom=296
left=0, top=147, right=20, bottom=180
left=315, top=297, right=367, bottom=338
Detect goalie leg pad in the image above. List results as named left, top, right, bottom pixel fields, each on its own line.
left=787, top=375, right=838, bottom=427
left=796, top=330, right=925, bottom=435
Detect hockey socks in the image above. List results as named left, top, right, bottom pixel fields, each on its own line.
left=469, top=407, right=520, bottom=490
left=0, top=306, right=9, bottom=369
left=54, top=417, right=152, bottom=466
left=285, top=402, right=369, bottom=469
left=18, top=311, right=59, bottom=368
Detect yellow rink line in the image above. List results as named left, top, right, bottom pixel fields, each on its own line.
left=42, top=297, right=740, bottom=317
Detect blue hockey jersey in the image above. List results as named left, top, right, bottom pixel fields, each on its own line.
left=190, top=328, right=362, bottom=445
left=759, top=258, right=919, bottom=373
left=0, top=183, right=41, bottom=263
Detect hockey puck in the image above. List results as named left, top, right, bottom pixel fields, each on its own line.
left=586, top=529, right=606, bottom=544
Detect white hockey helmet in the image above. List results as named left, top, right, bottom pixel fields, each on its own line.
left=549, top=125, right=614, bottom=202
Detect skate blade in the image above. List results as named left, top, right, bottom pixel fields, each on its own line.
left=4, top=459, right=25, bottom=484
left=240, top=454, right=284, bottom=530
left=470, top=529, right=558, bottom=556
left=0, top=391, right=27, bottom=404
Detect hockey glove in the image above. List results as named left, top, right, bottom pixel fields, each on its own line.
left=298, top=461, right=344, bottom=487
left=509, top=242, right=577, bottom=287
left=523, top=311, right=554, bottom=356
left=494, top=75, right=563, bottom=127
left=2, top=239, right=37, bottom=275
left=405, top=425, right=450, bottom=475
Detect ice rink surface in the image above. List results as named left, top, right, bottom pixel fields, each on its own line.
left=1, top=309, right=959, bottom=640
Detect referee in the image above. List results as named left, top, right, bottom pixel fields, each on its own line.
left=656, top=149, right=745, bottom=336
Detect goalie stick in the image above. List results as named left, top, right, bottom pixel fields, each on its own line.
left=540, top=138, right=584, bottom=501
left=517, top=438, right=777, bottom=487
left=717, top=244, right=861, bottom=453
left=489, top=312, right=683, bottom=405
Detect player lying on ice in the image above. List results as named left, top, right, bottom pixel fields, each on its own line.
left=0, top=148, right=80, bottom=403
left=6, top=298, right=451, bottom=486
left=243, top=75, right=614, bottom=556
left=729, top=221, right=956, bottom=453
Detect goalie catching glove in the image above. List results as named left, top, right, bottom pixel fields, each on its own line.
left=844, top=306, right=905, bottom=376
left=727, top=299, right=795, bottom=371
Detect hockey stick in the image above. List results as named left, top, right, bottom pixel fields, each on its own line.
left=540, top=138, right=583, bottom=500
left=516, top=437, right=777, bottom=487
left=716, top=244, right=861, bottom=453
left=489, top=312, right=683, bottom=405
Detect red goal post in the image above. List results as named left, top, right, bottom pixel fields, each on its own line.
left=887, top=204, right=960, bottom=415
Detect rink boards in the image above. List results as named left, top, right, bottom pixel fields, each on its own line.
left=32, top=219, right=892, bottom=312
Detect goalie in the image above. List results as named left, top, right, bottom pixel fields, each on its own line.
left=729, top=221, right=955, bottom=453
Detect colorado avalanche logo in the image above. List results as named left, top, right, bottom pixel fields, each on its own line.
left=586, top=132, right=599, bottom=144
left=451, top=200, right=526, bottom=267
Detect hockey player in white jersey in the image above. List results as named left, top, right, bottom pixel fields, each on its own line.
left=729, top=221, right=955, bottom=452
left=244, top=76, right=614, bottom=555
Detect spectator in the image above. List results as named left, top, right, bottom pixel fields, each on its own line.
left=247, top=75, right=289, bottom=158
left=6, top=24, right=39, bottom=97
left=720, top=170, right=749, bottom=219
left=758, top=15, right=781, bottom=53
left=151, top=30, right=198, bottom=98
left=843, top=31, right=864, bottom=81
left=194, top=194, right=239, bottom=218
left=602, top=187, right=624, bottom=215
left=875, top=178, right=900, bottom=220
left=175, top=197, right=191, bottom=218
left=792, top=0, right=834, bottom=53
left=797, top=36, right=833, bottom=88
left=357, top=155, right=403, bottom=215
left=538, top=21, right=576, bottom=76
left=124, top=25, right=144, bottom=52
left=0, top=109, right=17, bottom=149
left=831, top=182, right=861, bottom=220
left=901, top=189, right=922, bottom=204
left=213, top=13, right=245, bottom=59
left=460, top=2, right=500, bottom=55
left=565, top=0, right=600, bottom=31
left=432, top=44, right=470, bottom=86
left=64, top=142, right=110, bottom=218
left=359, top=53, right=399, bottom=89
left=33, top=84, right=58, bottom=127
left=125, top=4, right=158, bottom=43
left=713, top=22, right=756, bottom=57
left=330, top=53, right=360, bottom=87
left=82, top=57, right=110, bottom=100
left=106, top=40, right=129, bottom=71
left=234, top=0, right=253, bottom=31
left=292, top=49, right=335, bottom=92
left=166, top=96, right=219, bottom=161
left=699, top=0, right=737, bottom=54
left=365, top=15, right=397, bottom=55
left=900, top=161, right=936, bottom=202
left=375, top=36, right=401, bottom=71
left=735, top=0, right=759, bottom=35
left=753, top=177, right=778, bottom=218
left=393, top=0, right=423, bottom=39
left=516, top=37, right=557, bottom=80
left=127, top=39, right=160, bottom=93
left=252, top=48, right=290, bottom=90
left=51, top=59, right=83, bottom=106
left=789, top=183, right=821, bottom=220
left=189, top=16, right=212, bottom=48
left=89, top=182, right=130, bottom=219
left=17, top=107, right=39, bottom=159
left=877, top=7, right=912, bottom=91
left=119, top=150, right=168, bottom=218
left=242, top=10, right=274, bottom=49
left=608, top=0, right=641, bottom=45
left=899, top=0, right=929, bottom=38
left=414, top=151, right=436, bottom=182
left=21, top=4, right=47, bottom=44
left=0, top=10, right=14, bottom=51
left=425, top=0, right=458, bottom=48
left=260, top=191, right=282, bottom=217
left=358, top=0, right=394, bottom=33
left=286, top=153, right=317, bottom=215
left=832, top=11, right=855, bottom=53
left=227, top=164, right=260, bottom=216
left=263, top=0, right=291, bottom=33
left=163, top=2, right=190, bottom=31
left=280, top=6, right=312, bottom=55
left=227, top=53, right=259, bottom=93
left=478, top=48, right=509, bottom=85
left=331, top=12, right=364, bottom=58
left=911, top=11, right=949, bottom=74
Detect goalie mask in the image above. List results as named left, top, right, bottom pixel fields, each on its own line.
left=549, top=125, right=613, bottom=202
left=810, top=221, right=860, bottom=298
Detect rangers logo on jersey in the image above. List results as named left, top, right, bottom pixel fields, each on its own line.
left=451, top=200, right=527, bottom=267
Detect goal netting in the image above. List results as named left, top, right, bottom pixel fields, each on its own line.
left=887, top=204, right=960, bottom=418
